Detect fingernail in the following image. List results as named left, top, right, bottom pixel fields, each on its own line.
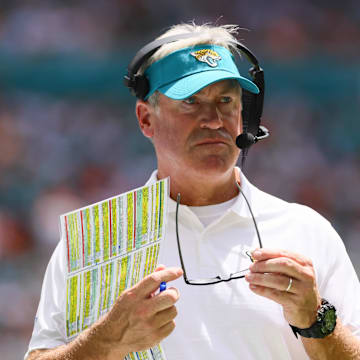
left=252, top=250, right=261, bottom=258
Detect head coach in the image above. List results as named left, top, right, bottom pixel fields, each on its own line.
left=25, top=23, right=360, bottom=360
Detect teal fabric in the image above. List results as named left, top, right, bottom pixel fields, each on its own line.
left=144, top=44, right=259, bottom=100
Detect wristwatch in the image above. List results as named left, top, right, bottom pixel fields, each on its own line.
left=290, top=299, right=337, bottom=338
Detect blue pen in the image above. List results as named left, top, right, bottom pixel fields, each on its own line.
left=160, top=281, right=167, bottom=292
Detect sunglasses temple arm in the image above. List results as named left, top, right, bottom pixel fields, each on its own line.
left=235, top=181, right=263, bottom=248
left=176, top=193, right=190, bottom=283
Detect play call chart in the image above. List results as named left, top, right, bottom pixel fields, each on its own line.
left=61, top=178, right=169, bottom=360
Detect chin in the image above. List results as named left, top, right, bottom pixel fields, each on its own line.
left=193, top=156, right=235, bottom=175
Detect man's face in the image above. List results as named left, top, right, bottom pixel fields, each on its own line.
left=138, top=79, right=243, bottom=179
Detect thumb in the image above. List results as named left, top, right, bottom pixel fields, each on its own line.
left=155, top=264, right=166, bottom=272
left=138, top=267, right=183, bottom=298
left=150, top=264, right=166, bottom=297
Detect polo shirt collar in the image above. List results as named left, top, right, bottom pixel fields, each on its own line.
left=144, top=168, right=260, bottom=219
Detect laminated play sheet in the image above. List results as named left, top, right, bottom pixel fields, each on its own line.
left=60, top=178, right=169, bottom=360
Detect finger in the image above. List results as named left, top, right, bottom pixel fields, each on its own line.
left=249, top=257, right=310, bottom=280
left=156, top=319, right=176, bottom=340
left=149, top=265, right=167, bottom=297
left=251, top=248, right=313, bottom=267
left=248, top=283, right=295, bottom=304
left=153, top=305, right=178, bottom=328
left=245, top=272, right=298, bottom=293
left=148, top=286, right=180, bottom=313
left=136, top=320, right=176, bottom=351
left=135, top=267, right=183, bottom=298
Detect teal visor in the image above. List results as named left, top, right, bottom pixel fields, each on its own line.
left=144, top=44, right=259, bottom=100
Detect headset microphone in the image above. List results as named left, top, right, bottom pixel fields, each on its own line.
left=236, top=133, right=256, bottom=149
left=236, top=126, right=270, bottom=150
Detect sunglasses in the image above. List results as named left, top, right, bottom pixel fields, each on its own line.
left=175, top=180, right=263, bottom=285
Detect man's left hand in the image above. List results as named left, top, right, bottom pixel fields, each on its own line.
left=245, top=248, right=322, bottom=329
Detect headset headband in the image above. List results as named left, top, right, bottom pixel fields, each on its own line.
left=126, top=33, right=261, bottom=78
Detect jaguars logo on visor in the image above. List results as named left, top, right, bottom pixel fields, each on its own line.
left=190, top=49, right=221, bottom=67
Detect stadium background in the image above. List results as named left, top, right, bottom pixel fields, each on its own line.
left=0, top=1, right=359, bottom=359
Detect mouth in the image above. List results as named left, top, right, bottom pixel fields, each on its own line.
left=196, top=139, right=229, bottom=146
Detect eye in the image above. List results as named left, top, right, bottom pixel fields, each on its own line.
left=219, top=96, right=232, bottom=103
left=183, top=96, right=196, bottom=105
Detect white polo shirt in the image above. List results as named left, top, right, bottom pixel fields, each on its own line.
left=25, top=169, right=360, bottom=359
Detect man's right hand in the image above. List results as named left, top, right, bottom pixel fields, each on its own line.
left=27, top=266, right=183, bottom=360
left=89, top=266, right=183, bottom=359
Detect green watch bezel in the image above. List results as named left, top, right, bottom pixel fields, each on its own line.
left=321, top=307, right=337, bottom=334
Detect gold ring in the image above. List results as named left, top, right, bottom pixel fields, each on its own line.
left=285, top=277, right=293, bottom=292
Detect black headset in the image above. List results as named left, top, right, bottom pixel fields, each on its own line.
left=124, top=32, right=269, bottom=151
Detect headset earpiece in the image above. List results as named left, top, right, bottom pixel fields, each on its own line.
left=124, top=33, right=197, bottom=101
left=239, top=64, right=265, bottom=150
left=124, top=73, right=149, bottom=100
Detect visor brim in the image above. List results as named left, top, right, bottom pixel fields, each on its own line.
left=157, top=70, right=260, bottom=100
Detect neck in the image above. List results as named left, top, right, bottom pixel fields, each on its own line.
left=157, top=166, right=240, bottom=206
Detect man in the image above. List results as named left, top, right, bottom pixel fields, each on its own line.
left=26, top=23, right=360, bottom=359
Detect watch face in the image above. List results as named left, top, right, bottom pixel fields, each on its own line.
left=321, top=309, right=336, bottom=333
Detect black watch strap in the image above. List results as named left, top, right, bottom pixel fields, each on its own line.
left=290, top=299, right=337, bottom=339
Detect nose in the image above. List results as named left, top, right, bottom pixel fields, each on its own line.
left=199, top=104, right=224, bottom=130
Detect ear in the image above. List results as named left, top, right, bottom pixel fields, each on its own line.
left=136, top=100, right=155, bottom=138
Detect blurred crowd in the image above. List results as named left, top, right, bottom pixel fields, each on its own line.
left=0, top=1, right=359, bottom=359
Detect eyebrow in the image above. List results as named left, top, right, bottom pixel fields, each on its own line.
left=184, top=80, right=242, bottom=100
left=220, top=80, right=242, bottom=94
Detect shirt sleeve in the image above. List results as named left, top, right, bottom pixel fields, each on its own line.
left=24, top=239, right=68, bottom=359
left=316, top=220, right=360, bottom=338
